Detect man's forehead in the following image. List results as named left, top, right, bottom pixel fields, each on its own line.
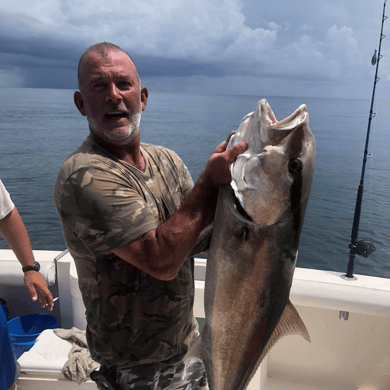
left=80, top=50, right=137, bottom=76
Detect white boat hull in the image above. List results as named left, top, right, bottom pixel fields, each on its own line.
left=1, top=250, right=389, bottom=389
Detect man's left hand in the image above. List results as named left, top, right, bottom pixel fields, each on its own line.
left=204, top=131, right=248, bottom=188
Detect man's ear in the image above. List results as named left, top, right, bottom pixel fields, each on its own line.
left=74, top=91, right=86, bottom=116
left=141, top=86, right=148, bottom=111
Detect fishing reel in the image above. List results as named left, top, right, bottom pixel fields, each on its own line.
left=349, top=240, right=376, bottom=258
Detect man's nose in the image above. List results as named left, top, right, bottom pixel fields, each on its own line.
left=106, top=83, right=121, bottom=102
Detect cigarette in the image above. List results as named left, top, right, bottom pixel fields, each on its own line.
left=53, top=297, right=59, bottom=302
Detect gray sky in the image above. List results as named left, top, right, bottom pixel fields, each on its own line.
left=1, top=0, right=390, bottom=98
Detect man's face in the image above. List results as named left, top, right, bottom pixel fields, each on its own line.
left=75, top=50, right=148, bottom=145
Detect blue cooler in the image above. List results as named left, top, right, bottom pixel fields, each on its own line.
left=7, top=313, right=58, bottom=359
left=0, top=302, right=17, bottom=390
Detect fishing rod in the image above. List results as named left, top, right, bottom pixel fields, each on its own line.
left=344, top=0, right=387, bottom=279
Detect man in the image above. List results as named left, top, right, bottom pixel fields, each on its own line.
left=54, top=42, right=247, bottom=389
left=0, top=179, right=53, bottom=390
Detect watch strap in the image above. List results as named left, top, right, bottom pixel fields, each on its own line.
left=22, top=262, right=40, bottom=273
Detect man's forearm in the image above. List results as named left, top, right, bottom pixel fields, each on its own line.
left=151, top=172, right=218, bottom=277
left=0, top=208, right=35, bottom=267
left=0, top=200, right=54, bottom=310
left=113, top=172, right=218, bottom=280
left=112, top=137, right=248, bottom=280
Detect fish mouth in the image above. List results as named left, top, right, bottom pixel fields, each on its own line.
left=261, top=100, right=278, bottom=124
left=259, top=100, right=308, bottom=146
left=233, top=192, right=253, bottom=222
left=267, top=102, right=307, bottom=129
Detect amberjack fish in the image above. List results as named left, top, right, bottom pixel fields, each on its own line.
left=191, top=99, right=315, bottom=390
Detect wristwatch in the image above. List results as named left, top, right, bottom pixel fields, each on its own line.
left=22, top=261, right=40, bottom=273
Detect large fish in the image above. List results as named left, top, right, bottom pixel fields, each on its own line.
left=190, top=99, right=315, bottom=390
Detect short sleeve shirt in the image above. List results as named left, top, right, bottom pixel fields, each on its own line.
left=54, top=136, right=196, bottom=367
left=0, top=180, right=15, bottom=219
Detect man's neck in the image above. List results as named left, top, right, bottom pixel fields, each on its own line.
left=90, top=132, right=146, bottom=171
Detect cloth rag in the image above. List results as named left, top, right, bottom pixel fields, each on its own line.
left=54, top=327, right=100, bottom=384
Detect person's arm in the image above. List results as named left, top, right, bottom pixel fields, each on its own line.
left=112, top=137, right=248, bottom=281
left=0, top=208, right=54, bottom=310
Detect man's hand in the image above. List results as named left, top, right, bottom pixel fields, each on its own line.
left=24, top=272, right=54, bottom=311
left=203, top=132, right=248, bottom=188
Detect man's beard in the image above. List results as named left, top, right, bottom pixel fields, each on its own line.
left=106, top=110, right=142, bottom=142
left=89, top=109, right=143, bottom=143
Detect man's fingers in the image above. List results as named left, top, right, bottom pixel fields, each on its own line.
left=26, top=284, right=38, bottom=302
left=225, top=131, right=236, bottom=144
left=225, top=141, right=248, bottom=163
left=39, top=293, right=54, bottom=311
left=38, top=288, right=54, bottom=310
left=25, top=273, right=54, bottom=311
left=213, top=131, right=237, bottom=154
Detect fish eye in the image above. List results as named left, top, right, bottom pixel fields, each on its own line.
left=238, top=226, right=250, bottom=241
left=288, top=158, right=303, bottom=174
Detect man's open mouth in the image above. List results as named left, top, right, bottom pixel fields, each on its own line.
left=105, top=112, right=128, bottom=119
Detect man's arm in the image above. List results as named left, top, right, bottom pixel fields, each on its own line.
left=0, top=208, right=54, bottom=310
left=112, top=137, right=248, bottom=281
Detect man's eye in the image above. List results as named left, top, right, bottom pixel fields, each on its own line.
left=118, top=81, right=132, bottom=89
left=93, top=83, right=105, bottom=89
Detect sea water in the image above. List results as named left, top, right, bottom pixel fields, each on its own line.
left=0, top=87, right=389, bottom=278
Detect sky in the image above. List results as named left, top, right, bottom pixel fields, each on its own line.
left=1, top=0, right=390, bottom=99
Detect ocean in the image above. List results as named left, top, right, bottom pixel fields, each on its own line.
left=1, top=87, right=389, bottom=278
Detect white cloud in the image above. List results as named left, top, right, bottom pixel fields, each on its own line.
left=0, top=0, right=388, bottom=98
left=299, top=24, right=313, bottom=31
left=325, top=25, right=358, bottom=53
left=278, top=34, right=326, bottom=78
left=268, top=24, right=363, bottom=81
left=268, top=22, right=281, bottom=31
left=1, top=0, right=279, bottom=71
left=324, top=25, right=361, bottom=75
left=222, top=27, right=277, bottom=62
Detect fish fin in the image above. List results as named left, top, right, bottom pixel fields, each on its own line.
left=244, top=300, right=310, bottom=390
left=184, top=334, right=203, bottom=364
left=260, top=300, right=310, bottom=362
left=278, top=300, right=311, bottom=342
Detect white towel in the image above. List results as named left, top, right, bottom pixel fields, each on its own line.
left=54, top=327, right=100, bottom=384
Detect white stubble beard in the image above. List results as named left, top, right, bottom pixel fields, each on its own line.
left=107, top=110, right=142, bottom=142
left=89, top=109, right=142, bottom=143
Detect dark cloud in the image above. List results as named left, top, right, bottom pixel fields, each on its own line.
left=0, top=11, right=229, bottom=88
left=0, top=11, right=231, bottom=88
left=0, top=13, right=85, bottom=62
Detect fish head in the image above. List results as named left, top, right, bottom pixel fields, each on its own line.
left=228, top=99, right=315, bottom=228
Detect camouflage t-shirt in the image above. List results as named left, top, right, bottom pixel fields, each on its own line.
left=54, top=136, right=198, bottom=367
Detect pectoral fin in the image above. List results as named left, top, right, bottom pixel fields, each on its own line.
left=262, top=300, right=310, bottom=360
left=244, top=300, right=310, bottom=390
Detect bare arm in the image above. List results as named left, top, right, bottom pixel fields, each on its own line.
left=0, top=208, right=54, bottom=310
left=112, top=136, right=248, bottom=281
